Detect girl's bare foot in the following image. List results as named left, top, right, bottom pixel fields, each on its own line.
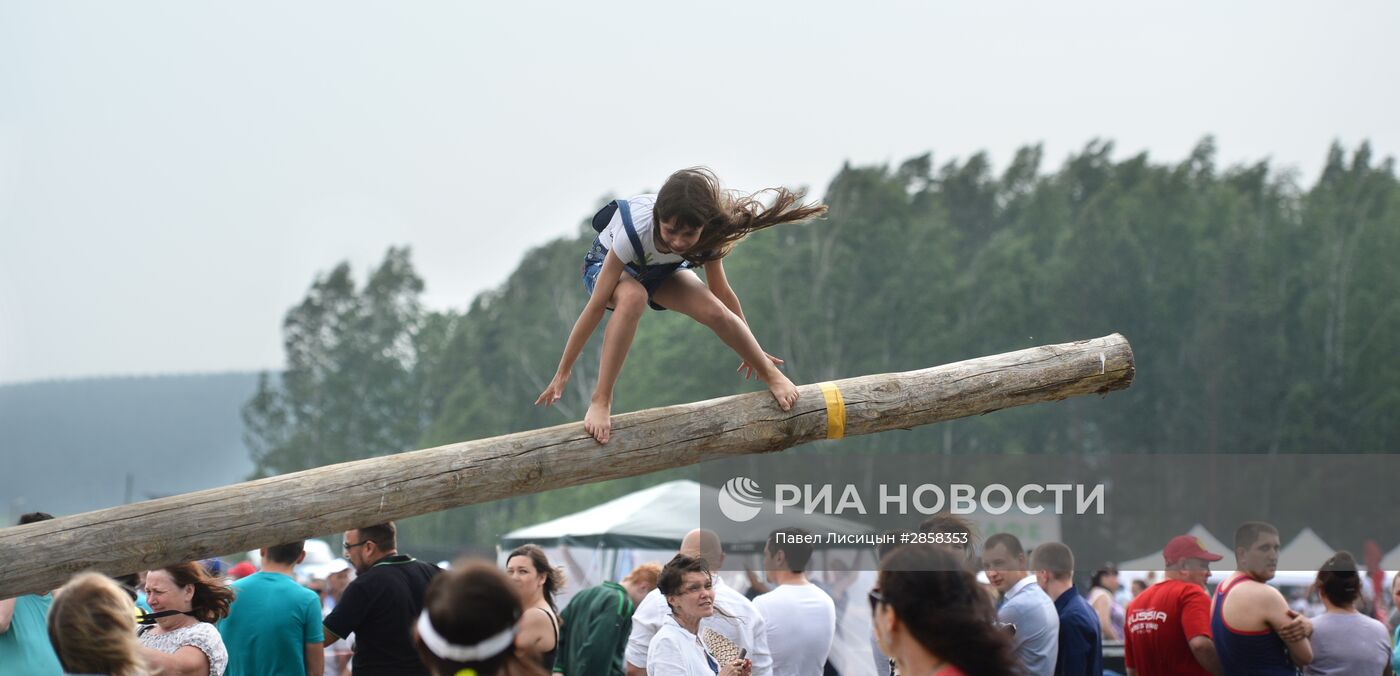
left=584, top=398, right=612, bottom=444
left=764, top=371, right=799, bottom=411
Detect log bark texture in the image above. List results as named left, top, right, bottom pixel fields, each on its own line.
left=0, top=334, right=1134, bottom=597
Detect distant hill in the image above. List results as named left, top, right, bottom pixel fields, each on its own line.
left=0, top=372, right=261, bottom=521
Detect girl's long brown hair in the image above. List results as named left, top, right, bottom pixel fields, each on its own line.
left=654, top=167, right=827, bottom=265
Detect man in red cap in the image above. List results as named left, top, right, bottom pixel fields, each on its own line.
left=228, top=561, right=258, bottom=581
left=1122, top=535, right=1224, bottom=676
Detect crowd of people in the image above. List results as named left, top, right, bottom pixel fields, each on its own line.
left=4, top=509, right=1400, bottom=676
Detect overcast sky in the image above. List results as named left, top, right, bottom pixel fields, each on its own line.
left=2, top=1, right=1396, bottom=385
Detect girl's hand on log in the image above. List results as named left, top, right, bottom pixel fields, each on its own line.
left=737, top=353, right=784, bottom=380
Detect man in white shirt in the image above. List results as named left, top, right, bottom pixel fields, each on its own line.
left=984, top=533, right=1059, bottom=676
left=626, top=529, right=772, bottom=676
left=753, top=528, right=836, bottom=676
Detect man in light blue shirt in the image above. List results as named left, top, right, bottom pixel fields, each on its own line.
left=218, top=541, right=325, bottom=676
left=0, top=512, right=63, bottom=676
left=985, top=533, right=1060, bottom=676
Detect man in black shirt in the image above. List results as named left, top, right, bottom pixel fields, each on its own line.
left=324, top=522, right=440, bottom=676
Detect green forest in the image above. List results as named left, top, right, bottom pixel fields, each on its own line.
left=241, top=139, right=1400, bottom=559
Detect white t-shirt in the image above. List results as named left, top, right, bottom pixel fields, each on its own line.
left=598, top=195, right=687, bottom=268
left=646, top=615, right=721, bottom=676
left=322, top=601, right=353, bottom=676
left=753, top=583, right=836, bottom=676
left=137, top=622, right=229, bottom=676
left=626, top=576, right=772, bottom=676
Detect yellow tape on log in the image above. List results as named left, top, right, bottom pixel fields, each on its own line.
left=818, top=382, right=846, bottom=440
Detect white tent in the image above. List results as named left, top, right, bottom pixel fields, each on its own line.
left=500, top=479, right=880, bottom=675
left=1278, top=527, right=1334, bottom=571
left=1123, top=527, right=1354, bottom=590
left=1383, top=541, right=1400, bottom=570
left=1257, top=527, right=1337, bottom=589
left=500, top=480, right=883, bottom=588
left=1269, top=534, right=1394, bottom=603
left=503, top=480, right=699, bottom=552
left=502, top=479, right=879, bottom=549
left=1119, top=524, right=1229, bottom=583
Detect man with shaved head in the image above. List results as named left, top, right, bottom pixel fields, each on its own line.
left=624, top=529, right=771, bottom=676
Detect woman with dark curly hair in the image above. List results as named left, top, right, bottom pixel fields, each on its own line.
left=138, top=561, right=234, bottom=675
left=650, top=554, right=750, bottom=676
left=871, top=544, right=1020, bottom=676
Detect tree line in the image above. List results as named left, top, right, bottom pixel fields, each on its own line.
left=243, top=138, right=1400, bottom=558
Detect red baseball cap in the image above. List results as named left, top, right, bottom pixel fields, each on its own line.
left=1164, top=535, right=1223, bottom=565
left=228, top=561, right=258, bottom=580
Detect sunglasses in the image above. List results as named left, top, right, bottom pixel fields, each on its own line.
left=867, top=589, right=886, bottom=615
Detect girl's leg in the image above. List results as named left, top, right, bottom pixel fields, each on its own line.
left=586, top=274, right=649, bottom=443
left=651, top=271, right=799, bottom=411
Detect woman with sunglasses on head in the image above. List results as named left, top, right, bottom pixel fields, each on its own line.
left=871, top=543, right=1020, bottom=676
left=648, top=554, right=751, bottom=676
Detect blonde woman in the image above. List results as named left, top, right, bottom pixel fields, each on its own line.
left=48, top=572, right=150, bottom=676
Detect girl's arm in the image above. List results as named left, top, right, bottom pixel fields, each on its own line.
left=536, top=250, right=626, bottom=406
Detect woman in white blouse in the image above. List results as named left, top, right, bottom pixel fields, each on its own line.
left=137, top=562, right=232, bottom=676
left=647, top=554, right=750, bottom=676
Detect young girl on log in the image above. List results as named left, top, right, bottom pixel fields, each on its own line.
left=535, top=167, right=827, bottom=444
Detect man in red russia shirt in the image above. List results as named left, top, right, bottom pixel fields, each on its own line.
left=1123, top=535, right=1224, bottom=676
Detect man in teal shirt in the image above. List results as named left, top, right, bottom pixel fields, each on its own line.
left=0, top=513, right=62, bottom=676
left=554, top=562, right=659, bottom=676
left=218, top=541, right=325, bottom=676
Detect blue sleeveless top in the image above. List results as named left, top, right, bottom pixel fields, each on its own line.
left=1210, top=574, right=1298, bottom=675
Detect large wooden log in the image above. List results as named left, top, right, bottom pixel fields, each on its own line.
left=0, top=334, right=1133, bottom=597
